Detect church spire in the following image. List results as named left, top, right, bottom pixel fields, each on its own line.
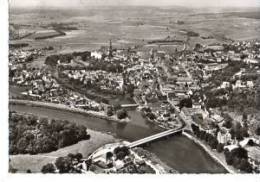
left=109, top=39, right=113, bottom=58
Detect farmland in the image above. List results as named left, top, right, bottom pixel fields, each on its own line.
left=9, top=7, right=260, bottom=53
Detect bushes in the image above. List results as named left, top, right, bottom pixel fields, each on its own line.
left=224, top=147, right=253, bottom=173
left=217, top=143, right=224, bottom=153
left=41, top=163, right=56, bottom=173
left=106, top=107, right=114, bottom=116
left=45, top=54, right=73, bottom=67
left=42, top=153, right=84, bottom=173
left=55, top=157, right=72, bottom=173
left=114, top=146, right=130, bottom=160
left=255, top=127, right=260, bottom=136
left=179, top=98, right=192, bottom=110
left=191, top=123, right=219, bottom=150
left=9, top=112, right=90, bottom=155
left=223, top=119, right=233, bottom=129
left=117, top=109, right=128, bottom=120
left=230, top=123, right=248, bottom=141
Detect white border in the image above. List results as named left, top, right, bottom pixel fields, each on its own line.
left=0, top=0, right=9, bottom=181
left=1, top=0, right=260, bottom=182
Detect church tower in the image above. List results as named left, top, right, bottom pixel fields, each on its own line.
left=109, top=39, right=113, bottom=58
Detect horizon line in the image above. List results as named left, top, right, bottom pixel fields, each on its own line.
left=9, top=5, right=260, bottom=9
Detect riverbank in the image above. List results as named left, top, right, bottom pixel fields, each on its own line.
left=9, top=99, right=130, bottom=123
left=9, top=103, right=229, bottom=173
left=10, top=129, right=118, bottom=173
left=132, top=147, right=178, bottom=174
left=87, top=141, right=174, bottom=174
left=183, top=131, right=237, bottom=174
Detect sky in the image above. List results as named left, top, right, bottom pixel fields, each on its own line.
left=9, top=0, right=260, bottom=8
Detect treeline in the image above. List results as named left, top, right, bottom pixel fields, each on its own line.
left=45, top=51, right=91, bottom=67
left=191, top=123, right=253, bottom=173
left=51, top=23, right=79, bottom=31
left=45, top=51, right=124, bottom=73
left=34, top=30, right=66, bottom=40
left=191, top=124, right=221, bottom=151
left=9, top=112, right=90, bottom=155
left=9, top=43, right=29, bottom=49
left=41, top=153, right=87, bottom=173
left=107, top=104, right=128, bottom=120
left=224, top=147, right=253, bottom=173
left=87, top=59, right=124, bottom=73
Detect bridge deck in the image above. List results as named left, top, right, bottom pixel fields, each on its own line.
left=121, top=104, right=139, bottom=108
left=128, top=128, right=182, bottom=148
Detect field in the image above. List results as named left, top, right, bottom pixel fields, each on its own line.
left=9, top=7, right=260, bottom=53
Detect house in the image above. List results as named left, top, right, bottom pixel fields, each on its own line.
left=217, top=130, right=232, bottom=145
left=219, top=81, right=230, bottom=89
left=91, top=51, right=102, bottom=59
left=246, top=146, right=260, bottom=168
left=244, top=58, right=259, bottom=65
left=247, top=81, right=254, bottom=88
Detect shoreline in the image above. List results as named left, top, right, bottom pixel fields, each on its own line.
left=9, top=99, right=130, bottom=124
left=88, top=142, right=175, bottom=174
left=182, top=131, right=236, bottom=174
left=132, top=147, right=178, bottom=174
left=9, top=99, right=231, bottom=174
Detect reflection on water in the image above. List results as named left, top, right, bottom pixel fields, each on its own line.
left=9, top=104, right=162, bottom=141
left=144, top=135, right=227, bottom=173
left=9, top=104, right=227, bottom=173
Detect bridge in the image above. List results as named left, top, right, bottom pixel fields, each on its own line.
left=121, top=104, right=139, bottom=109
left=127, top=128, right=183, bottom=148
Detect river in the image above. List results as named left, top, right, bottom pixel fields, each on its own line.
left=9, top=104, right=227, bottom=173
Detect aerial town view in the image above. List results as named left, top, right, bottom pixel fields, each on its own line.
left=7, top=0, right=260, bottom=174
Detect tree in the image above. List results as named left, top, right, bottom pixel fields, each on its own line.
left=217, top=143, right=224, bottom=153
left=232, top=157, right=241, bottom=169
left=77, top=126, right=88, bottom=140
left=146, top=112, right=156, bottom=120
left=9, top=112, right=90, bottom=155
left=116, top=151, right=127, bottom=160
left=117, top=109, right=128, bottom=120
left=223, top=119, right=233, bottom=129
left=235, top=123, right=246, bottom=141
left=242, top=113, right=248, bottom=122
left=231, top=147, right=248, bottom=159
left=114, top=146, right=130, bottom=160
left=209, top=138, right=218, bottom=149
left=125, top=84, right=135, bottom=94
left=241, top=127, right=249, bottom=138
left=179, top=98, right=192, bottom=110
left=247, top=139, right=255, bottom=146
left=114, top=103, right=122, bottom=111
left=224, top=151, right=234, bottom=165
left=41, top=163, right=56, bottom=173
left=106, top=107, right=114, bottom=116
left=67, top=153, right=75, bottom=159
left=106, top=152, right=113, bottom=161
left=55, top=157, right=72, bottom=173
left=75, top=153, right=83, bottom=162
left=255, top=127, right=260, bottom=136
left=141, top=107, right=151, bottom=113
left=238, top=159, right=253, bottom=173
left=16, top=137, right=28, bottom=154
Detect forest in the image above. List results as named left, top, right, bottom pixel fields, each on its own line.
left=9, top=111, right=90, bottom=155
